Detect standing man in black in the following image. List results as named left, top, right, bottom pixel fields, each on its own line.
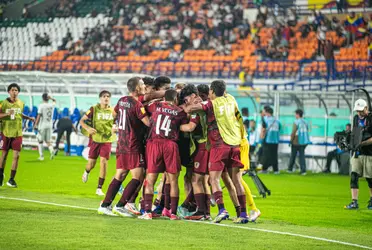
left=54, top=115, right=77, bottom=156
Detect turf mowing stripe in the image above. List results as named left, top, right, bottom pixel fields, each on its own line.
left=1, top=195, right=371, bottom=250
left=0, top=196, right=97, bottom=211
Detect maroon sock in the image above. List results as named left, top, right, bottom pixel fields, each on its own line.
left=102, top=178, right=122, bottom=207
left=164, top=184, right=171, bottom=210
left=170, top=196, right=179, bottom=215
left=97, top=177, right=105, bottom=189
left=153, top=198, right=160, bottom=207
left=117, top=179, right=141, bottom=207
left=140, top=181, right=147, bottom=210
left=10, top=170, right=16, bottom=179
left=128, top=180, right=142, bottom=203
left=213, top=191, right=225, bottom=210
left=238, top=195, right=247, bottom=214
left=235, top=206, right=241, bottom=217
left=144, top=193, right=154, bottom=213
left=205, top=194, right=211, bottom=215
left=194, top=193, right=206, bottom=214
left=182, top=188, right=195, bottom=206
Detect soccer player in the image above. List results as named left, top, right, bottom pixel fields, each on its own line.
left=139, top=89, right=189, bottom=220
left=184, top=80, right=249, bottom=223
left=80, top=90, right=115, bottom=196
left=0, top=83, right=35, bottom=187
left=98, top=77, right=150, bottom=216
left=178, top=84, right=211, bottom=220
left=34, top=93, right=56, bottom=161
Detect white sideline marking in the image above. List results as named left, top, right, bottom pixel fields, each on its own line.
left=1, top=196, right=371, bottom=250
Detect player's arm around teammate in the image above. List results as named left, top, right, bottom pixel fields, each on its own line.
left=98, top=77, right=150, bottom=217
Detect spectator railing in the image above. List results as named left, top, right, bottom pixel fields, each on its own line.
left=0, top=59, right=370, bottom=83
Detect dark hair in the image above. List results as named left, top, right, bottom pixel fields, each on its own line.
left=210, top=80, right=226, bottom=97
left=242, top=107, right=249, bottom=116
left=346, top=123, right=351, bottom=127
left=8, top=83, right=20, bottom=92
left=243, top=119, right=250, bottom=128
left=142, top=77, right=154, bottom=86
left=180, top=84, right=198, bottom=104
left=99, top=90, right=111, bottom=98
left=266, top=107, right=274, bottom=115
left=42, top=93, right=49, bottom=101
left=295, top=109, right=303, bottom=117
left=154, top=76, right=171, bottom=90
left=197, top=84, right=209, bottom=97
left=164, top=89, right=178, bottom=102
left=263, top=105, right=270, bottom=111
left=127, top=77, right=141, bottom=93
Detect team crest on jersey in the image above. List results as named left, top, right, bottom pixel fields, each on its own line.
left=194, top=162, right=200, bottom=169
left=140, top=107, right=146, bottom=114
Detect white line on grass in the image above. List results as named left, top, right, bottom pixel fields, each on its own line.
left=1, top=195, right=371, bottom=250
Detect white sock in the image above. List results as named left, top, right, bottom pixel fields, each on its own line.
left=38, top=143, right=43, bottom=157
left=48, top=145, right=54, bottom=154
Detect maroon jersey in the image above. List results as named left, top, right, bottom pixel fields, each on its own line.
left=147, top=101, right=188, bottom=142
left=138, top=95, right=145, bottom=104
left=114, top=96, right=147, bottom=154
left=201, top=100, right=226, bottom=148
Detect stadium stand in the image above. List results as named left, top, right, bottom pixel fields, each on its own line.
left=0, top=0, right=371, bottom=86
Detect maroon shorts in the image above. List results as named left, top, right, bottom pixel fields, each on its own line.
left=88, top=141, right=111, bottom=160
left=208, top=146, right=243, bottom=172
left=87, top=137, right=93, bottom=147
left=193, top=142, right=209, bottom=175
left=116, top=152, right=145, bottom=170
left=1, top=136, right=22, bottom=152
left=146, top=139, right=181, bottom=174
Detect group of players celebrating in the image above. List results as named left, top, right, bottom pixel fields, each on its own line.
left=80, top=76, right=261, bottom=223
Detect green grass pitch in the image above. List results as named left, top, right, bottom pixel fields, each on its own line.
left=0, top=150, right=371, bottom=250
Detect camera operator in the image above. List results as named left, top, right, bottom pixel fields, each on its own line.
left=345, top=99, right=372, bottom=210
left=323, top=123, right=351, bottom=173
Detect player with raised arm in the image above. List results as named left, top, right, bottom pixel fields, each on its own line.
left=0, top=83, right=35, bottom=187
left=184, top=80, right=249, bottom=223
left=80, top=90, right=116, bottom=196
left=34, top=93, right=56, bottom=161
left=139, top=89, right=189, bottom=220
left=98, top=77, right=150, bottom=216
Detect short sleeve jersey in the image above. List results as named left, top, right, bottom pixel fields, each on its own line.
left=37, top=102, right=55, bottom=130
left=114, top=96, right=147, bottom=154
left=201, top=100, right=227, bottom=148
left=147, top=101, right=188, bottom=142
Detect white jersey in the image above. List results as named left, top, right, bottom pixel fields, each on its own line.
left=38, top=102, right=55, bottom=130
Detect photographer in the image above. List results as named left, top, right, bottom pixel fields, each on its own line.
left=323, top=123, right=351, bottom=173
left=345, top=99, right=372, bottom=210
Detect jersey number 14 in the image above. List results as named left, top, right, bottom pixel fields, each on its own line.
left=156, top=114, right=171, bottom=136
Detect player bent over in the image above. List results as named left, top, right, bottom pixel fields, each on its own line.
left=34, top=93, right=56, bottom=161
left=98, top=77, right=150, bottom=216
left=185, top=80, right=249, bottom=223
left=80, top=90, right=116, bottom=196
left=139, top=89, right=190, bottom=220
left=0, top=83, right=35, bottom=187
